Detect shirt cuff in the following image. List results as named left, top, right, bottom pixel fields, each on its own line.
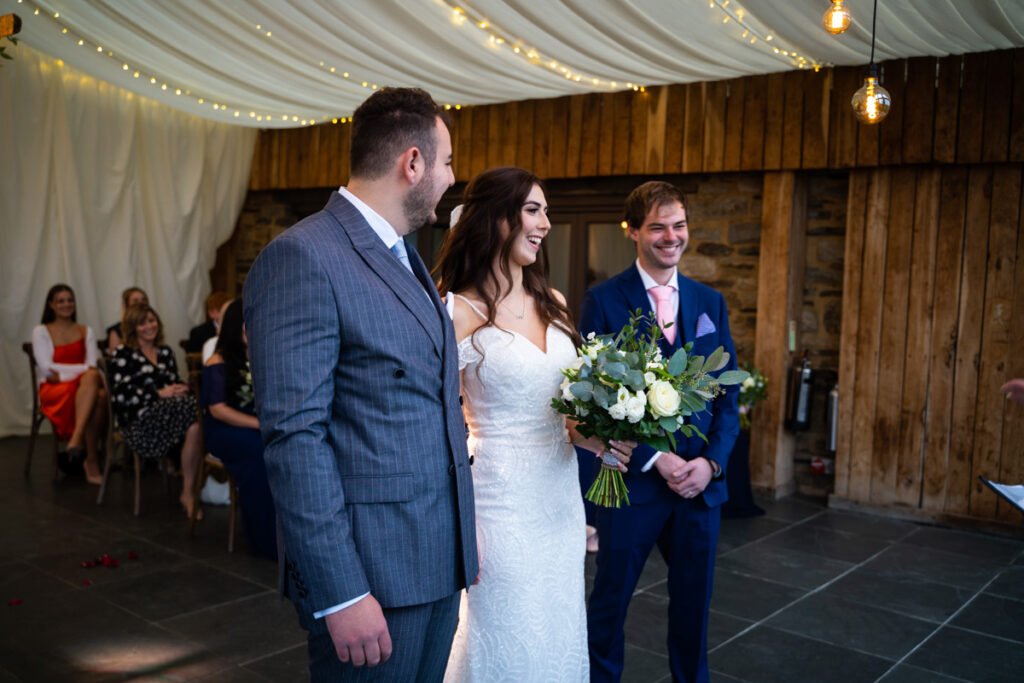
left=313, top=592, right=370, bottom=620
left=641, top=451, right=665, bottom=473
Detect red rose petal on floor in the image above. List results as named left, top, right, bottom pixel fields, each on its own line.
left=80, top=579, right=93, bottom=587
left=80, top=561, right=95, bottom=568
left=7, top=599, right=23, bottom=606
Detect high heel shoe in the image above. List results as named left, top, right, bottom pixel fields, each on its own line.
left=83, top=460, right=103, bottom=486
left=180, top=495, right=204, bottom=521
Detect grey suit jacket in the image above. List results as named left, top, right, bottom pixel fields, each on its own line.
left=243, top=192, right=477, bottom=617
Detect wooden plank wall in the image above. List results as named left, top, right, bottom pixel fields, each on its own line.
left=249, top=48, right=1024, bottom=190
left=835, top=164, right=1024, bottom=524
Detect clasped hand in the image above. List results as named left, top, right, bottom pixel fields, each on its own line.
left=655, top=452, right=713, bottom=499
left=158, top=383, right=190, bottom=399
left=325, top=594, right=393, bottom=668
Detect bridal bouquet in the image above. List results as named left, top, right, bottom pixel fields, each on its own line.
left=551, top=310, right=748, bottom=508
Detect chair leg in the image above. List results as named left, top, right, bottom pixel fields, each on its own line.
left=51, top=434, right=62, bottom=483
left=96, top=437, right=117, bottom=505
left=189, top=458, right=207, bottom=537
left=24, top=415, right=41, bottom=477
left=133, top=452, right=142, bottom=516
left=227, top=482, right=237, bottom=553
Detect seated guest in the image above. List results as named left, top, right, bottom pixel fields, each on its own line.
left=200, top=299, right=277, bottom=559
left=32, top=284, right=107, bottom=484
left=106, top=287, right=148, bottom=354
left=201, top=298, right=234, bottom=364
left=185, top=290, right=229, bottom=353
left=110, top=303, right=203, bottom=519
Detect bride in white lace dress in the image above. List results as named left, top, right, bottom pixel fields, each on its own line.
left=434, top=168, right=633, bottom=682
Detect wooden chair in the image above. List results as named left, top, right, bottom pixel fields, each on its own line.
left=190, top=453, right=239, bottom=552
left=95, top=361, right=145, bottom=515
left=21, top=342, right=62, bottom=481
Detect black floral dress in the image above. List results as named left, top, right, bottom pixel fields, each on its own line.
left=110, top=345, right=197, bottom=460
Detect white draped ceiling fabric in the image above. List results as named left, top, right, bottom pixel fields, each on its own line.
left=2, top=0, right=1023, bottom=436
left=3, top=0, right=1023, bottom=128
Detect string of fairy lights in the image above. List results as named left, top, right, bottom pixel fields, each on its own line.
left=15, top=0, right=841, bottom=128
left=708, top=0, right=825, bottom=71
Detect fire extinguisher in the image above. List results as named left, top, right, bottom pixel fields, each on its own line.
left=785, top=351, right=813, bottom=431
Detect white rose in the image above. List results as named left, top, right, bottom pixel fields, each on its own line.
left=625, top=392, right=647, bottom=423
left=742, top=376, right=755, bottom=390
left=608, top=402, right=628, bottom=420
left=616, top=386, right=630, bottom=404
left=586, top=332, right=596, bottom=341
left=648, top=380, right=681, bottom=417
left=561, top=378, right=574, bottom=401
left=644, top=371, right=657, bottom=386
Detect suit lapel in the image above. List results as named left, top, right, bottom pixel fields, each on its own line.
left=325, top=194, right=443, bottom=353
left=677, top=275, right=700, bottom=344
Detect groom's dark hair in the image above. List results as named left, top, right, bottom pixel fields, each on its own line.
left=350, top=87, right=449, bottom=180
left=623, top=181, right=689, bottom=229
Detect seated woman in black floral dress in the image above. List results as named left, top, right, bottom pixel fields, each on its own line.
left=200, top=299, right=277, bottom=559
left=110, top=303, right=203, bottom=519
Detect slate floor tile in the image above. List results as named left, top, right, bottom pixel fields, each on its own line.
left=905, top=626, right=1024, bottom=683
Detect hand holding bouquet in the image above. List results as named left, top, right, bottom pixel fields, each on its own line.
left=551, top=310, right=748, bottom=507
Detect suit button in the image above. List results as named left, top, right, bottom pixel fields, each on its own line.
left=448, top=463, right=456, bottom=476
left=458, top=396, right=464, bottom=406
left=394, top=368, right=406, bottom=378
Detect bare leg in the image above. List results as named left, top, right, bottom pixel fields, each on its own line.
left=83, top=387, right=106, bottom=485
left=69, top=370, right=101, bottom=450
left=178, top=421, right=203, bottom=520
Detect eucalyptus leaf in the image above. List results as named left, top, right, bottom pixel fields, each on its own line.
left=592, top=385, right=611, bottom=408
left=702, top=347, right=724, bottom=374
left=659, top=416, right=678, bottom=432
left=603, top=361, right=627, bottom=380
left=625, top=370, right=645, bottom=391
left=667, top=348, right=688, bottom=376
left=716, top=370, right=749, bottom=385
left=570, top=382, right=593, bottom=402
left=645, top=435, right=671, bottom=453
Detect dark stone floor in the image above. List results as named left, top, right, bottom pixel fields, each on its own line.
left=2, top=435, right=1022, bottom=682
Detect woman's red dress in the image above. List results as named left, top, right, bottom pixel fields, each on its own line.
left=38, top=337, right=86, bottom=440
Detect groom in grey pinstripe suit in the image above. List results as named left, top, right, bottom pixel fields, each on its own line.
left=244, top=88, right=477, bottom=681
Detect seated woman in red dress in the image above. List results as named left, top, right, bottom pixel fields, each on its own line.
left=110, top=303, right=204, bottom=519
left=31, top=284, right=107, bottom=484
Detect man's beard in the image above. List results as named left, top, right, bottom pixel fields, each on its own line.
left=403, top=175, right=439, bottom=234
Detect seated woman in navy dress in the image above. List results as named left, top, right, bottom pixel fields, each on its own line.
left=200, top=299, right=277, bottom=560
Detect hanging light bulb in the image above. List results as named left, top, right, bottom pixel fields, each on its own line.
left=851, top=71, right=891, bottom=124
left=822, top=0, right=852, bottom=34
left=851, top=0, right=891, bottom=125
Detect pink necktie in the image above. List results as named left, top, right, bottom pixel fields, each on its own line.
left=649, top=285, right=677, bottom=344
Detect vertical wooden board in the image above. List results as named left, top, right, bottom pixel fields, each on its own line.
left=781, top=70, right=804, bottom=169
left=835, top=170, right=870, bottom=498
left=723, top=78, right=745, bottom=171
left=453, top=108, right=472, bottom=182
left=486, top=105, right=503, bottom=169
left=643, top=86, right=668, bottom=174
left=469, top=106, right=490, bottom=178
left=1012, top=50, right=1024, bottom=162
left=829, top=66, right=860, bottom=168
left=338, top=122, right=351, bottom=185
left=902, top=57, right=937, bottom=164
left=311, top=126, right=327, bottom=187
left=248, top=132, right=265, bottom=190
left=629, top=89, right=649, bottom=174
left=894, top=168, right=940, bottom=507
left=498, top=101, right=518, bottom=169
left=565, top=95, right=585, bottom=177
left=848, top=169, right=891, bottom=502
left=702, top=79, right=727, bottom=173
left=855, top=102, right=880, bottom=168
left=763, top=72, right=785, bottom=170
left=579, top=93, right=601, bottom=177
left=801, top=69, right=831, bottom=169
left=741, top=75, right=766, bottom=170
left=921, top=167, right=968, bottom=510
left=548, top=96, right=570, bottom=178
left=956, top=53, right=987, bottom=164
left=532, top=98, right=554, bottom=178
left=869, top=168, right=915, bottom=504
left=982, top=50, right=1014, bottom=163
left=682, top=82, right=706, bottom=173
left=271, top=129, right=284, bottom=189
left=879, top=60, right=907, bottom=167
left=969, top=166, right=1021, bottom=518
left=515, top=100, right=535, bottom=173
left=933, top=55, right=962, bottom=163
left=663, top=84, right=686, bottom=173
left=597, top=92, right=616, bottom=176
left=944, top=166, right=992, bottom=515
left=998, top=173, right=1024, bottom=520
left=612, top=91, right=633, bottom=175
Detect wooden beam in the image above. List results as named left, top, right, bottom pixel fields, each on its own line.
left=751, top=172, right=806, bottom=496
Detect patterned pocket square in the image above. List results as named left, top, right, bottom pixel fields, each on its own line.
left=696, top=313, right=716, bottom=338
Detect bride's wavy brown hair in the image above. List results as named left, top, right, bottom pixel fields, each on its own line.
left=432, top=166, right=580, bottom=348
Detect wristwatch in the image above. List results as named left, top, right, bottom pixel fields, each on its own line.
left=702, top=457, right=723, bottom=479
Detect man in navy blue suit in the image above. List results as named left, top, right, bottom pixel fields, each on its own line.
left=581, top=181, right=740, bottom=683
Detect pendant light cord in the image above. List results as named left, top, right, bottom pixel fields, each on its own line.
left=869, top=0, right=878, bottom=67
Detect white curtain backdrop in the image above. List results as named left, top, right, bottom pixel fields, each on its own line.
left=0, top=45, right=256, bottom=437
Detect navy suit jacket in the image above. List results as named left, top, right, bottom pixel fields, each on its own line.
left=243, top=192, right=477, bottom=617
left=579, top=264, right=740, bottom=507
